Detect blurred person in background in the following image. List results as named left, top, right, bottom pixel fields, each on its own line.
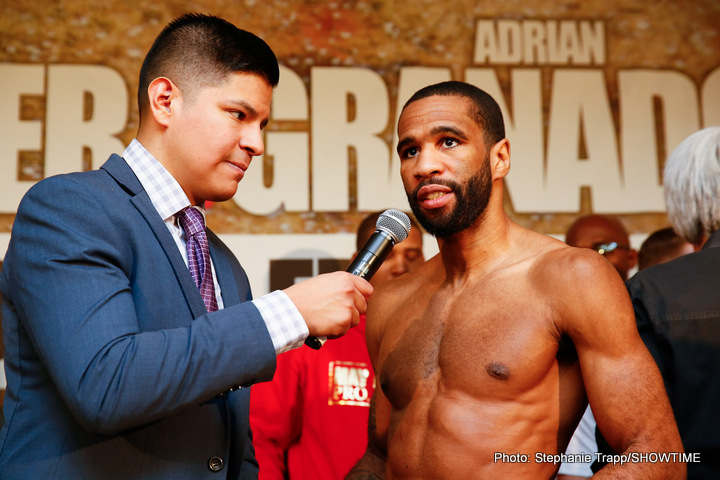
left=565, top=214, right=638, bottom=280
left=637, top=226, right=694, bottom=271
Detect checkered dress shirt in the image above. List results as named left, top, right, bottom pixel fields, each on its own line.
left=122, top=139, right=307, bottom=353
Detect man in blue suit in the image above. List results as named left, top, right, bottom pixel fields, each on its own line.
left=0, top=14, right=371, bottom=478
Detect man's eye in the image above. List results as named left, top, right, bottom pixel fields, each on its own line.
left=402, top=147, right=418, bottom=158
left=405, top=249, right=422, bottom=261
left=442, top=138, right=458, bottom=148
left=231, top=111, right=246, bottom=120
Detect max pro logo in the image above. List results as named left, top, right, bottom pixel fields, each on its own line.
left=328, top=361, right=373, bottom=407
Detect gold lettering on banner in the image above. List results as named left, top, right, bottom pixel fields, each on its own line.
left=474, top=19, right=605, bottom=65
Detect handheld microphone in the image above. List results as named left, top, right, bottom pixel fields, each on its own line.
left=304, top=209, right=412, bottom=350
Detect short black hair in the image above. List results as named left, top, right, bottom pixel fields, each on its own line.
left=138, top=13, right=279, bottom=118
left=638, top=227, right=689, bottom=270
left=401, top=81, right=505, bottom=146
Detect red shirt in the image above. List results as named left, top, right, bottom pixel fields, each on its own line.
left=250, top=315, right=375, bottom=479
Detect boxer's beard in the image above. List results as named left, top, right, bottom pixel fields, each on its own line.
left=407, top=154, right=492, bottom=238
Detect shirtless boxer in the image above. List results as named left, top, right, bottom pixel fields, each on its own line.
left=346, top=81, right=684, bottom=479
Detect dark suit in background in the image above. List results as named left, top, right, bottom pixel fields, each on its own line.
left=625, top=231, right=720, bottom=478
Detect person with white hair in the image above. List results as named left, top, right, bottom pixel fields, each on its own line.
left=594, top=126, right=720, bottom=478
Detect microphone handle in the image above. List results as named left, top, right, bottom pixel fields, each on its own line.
left=346, top=231, right=395, bottom=280
left=305, top=230, right=395, bottom=350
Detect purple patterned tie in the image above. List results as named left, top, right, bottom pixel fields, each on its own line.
left=176, top=206, right=218, bottom=313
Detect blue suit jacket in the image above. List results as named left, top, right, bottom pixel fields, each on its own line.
left=0, top=155, right=277, bottom=478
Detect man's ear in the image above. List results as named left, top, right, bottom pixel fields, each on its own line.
left=694, top=231, right=709, bottom=251
left=146, top=77, right=179, bottom=127
left=490, top=138, right=511, bottom=180
left=627, top=248, right=639, bottom=270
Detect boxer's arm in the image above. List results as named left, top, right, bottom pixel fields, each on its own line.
left=557, top=251, right=685, bottom=479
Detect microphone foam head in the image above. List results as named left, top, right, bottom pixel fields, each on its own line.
left=376, top=209, right=411, bottom=243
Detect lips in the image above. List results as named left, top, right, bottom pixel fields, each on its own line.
left=227, top=160, right=248, bottom=172
left=416, top=183, right=453, bottom=209
left=225, top=158, right=251, bottom=181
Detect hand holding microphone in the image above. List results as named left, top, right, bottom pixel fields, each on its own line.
left=304, top=209, right=412, bottom=349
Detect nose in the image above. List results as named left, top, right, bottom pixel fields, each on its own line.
left=239, top=124, right=265, bottom=157
left=412, top=149, right=446, bottom=180
left=385, top=253, right=408, bottom=276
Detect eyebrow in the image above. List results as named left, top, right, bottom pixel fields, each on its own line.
left=227, top=99, right=269, bottom=128
left=227, top=99, right=257, bottom=115
left=396, top=136, right=416, bottom=155
left=396, top=125, right=469, bottom=155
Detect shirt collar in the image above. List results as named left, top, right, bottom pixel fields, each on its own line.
left=122, top=139, right=198, bottom=221
left=703, top=229, right=720, bottom=250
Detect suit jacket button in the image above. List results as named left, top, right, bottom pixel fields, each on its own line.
left=208, top=456, right=224, bottom=472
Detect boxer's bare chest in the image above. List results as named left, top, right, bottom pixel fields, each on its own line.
left=378, top=273, right=564, bottom=410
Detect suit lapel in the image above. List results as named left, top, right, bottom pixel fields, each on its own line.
left=101, top=155, right=209, bottom=318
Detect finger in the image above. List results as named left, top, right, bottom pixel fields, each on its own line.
left=331, top=310, right=355, bottom=338
left=349, top=274, right=374, bottom=298
left=353, top=289, right=368, bottom=316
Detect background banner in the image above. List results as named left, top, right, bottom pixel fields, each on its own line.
left=1, top=0, right=719, bottom=298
